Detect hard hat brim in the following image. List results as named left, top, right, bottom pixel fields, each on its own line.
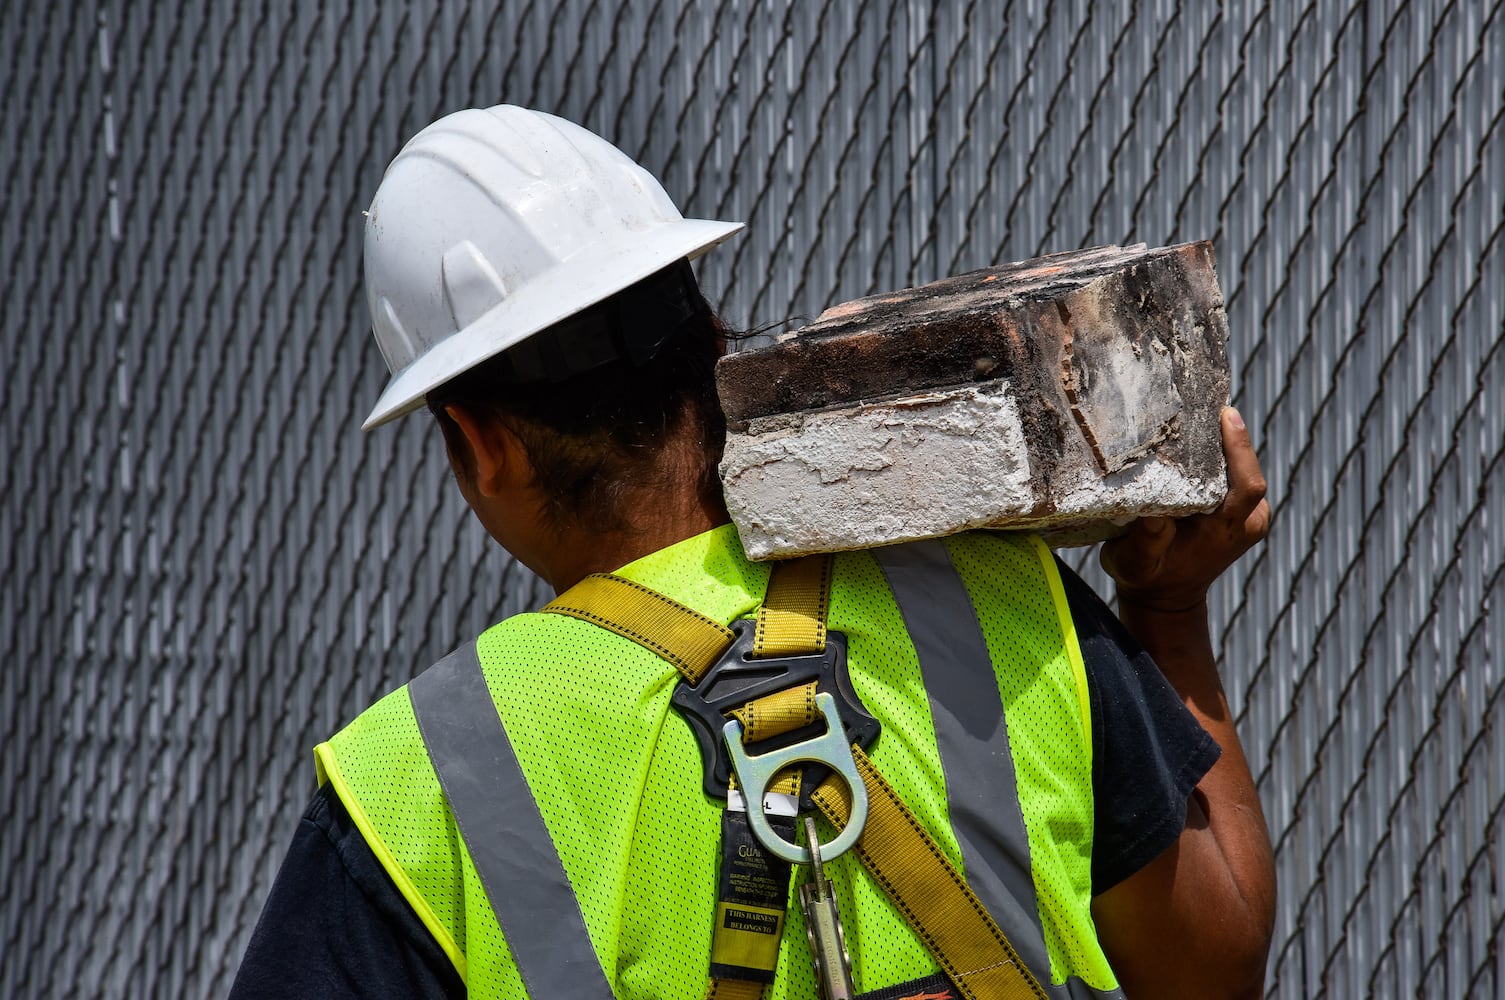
left=362, top=217, right=744, bottom=430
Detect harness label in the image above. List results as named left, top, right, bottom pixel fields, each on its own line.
left=709, top=808, right=795, bottom=982
left=722, top=906, right=781, bottom=934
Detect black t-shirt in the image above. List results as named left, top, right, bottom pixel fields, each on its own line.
left=1055, top=557, right=1223, bottom=890
left=230, top=560, right=1219, bottom=999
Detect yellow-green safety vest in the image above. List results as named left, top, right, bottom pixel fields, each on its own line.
left=315, top=526, right=1124, bottom=998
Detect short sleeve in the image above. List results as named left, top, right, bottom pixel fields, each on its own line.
left=1054, top=557, right=1223, bottom=894
left=230, top=784, right=465, bottom=1000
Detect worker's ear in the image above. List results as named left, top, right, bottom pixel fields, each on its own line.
left=443, top=404, right=531, bottom=499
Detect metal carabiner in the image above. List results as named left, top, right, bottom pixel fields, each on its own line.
left=723, top=692, right=869, bottom=865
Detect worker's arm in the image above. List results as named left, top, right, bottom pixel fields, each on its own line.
left=1090, top=406, right=1277, bottom=1000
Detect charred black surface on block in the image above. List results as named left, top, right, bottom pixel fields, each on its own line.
left=1013, top=298, right=1078, bottom=506
left=1133, top=244, right=1231, bottom=483
left=715, top=309, right=1033, bottom=430
left=718, top=240, right=1229, bottom=498
left=717, top=242, right=1221, bottom=429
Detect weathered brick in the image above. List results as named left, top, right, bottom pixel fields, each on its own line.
left=716, top=241, right=1231, bottom=559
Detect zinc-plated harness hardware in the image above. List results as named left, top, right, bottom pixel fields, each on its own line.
left=799, top=815, right=856, bottom=1000
left=723, top=692, right=869, bottom=864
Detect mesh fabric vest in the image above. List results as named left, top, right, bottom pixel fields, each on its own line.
left=314, top=526, right=1119, bottom=997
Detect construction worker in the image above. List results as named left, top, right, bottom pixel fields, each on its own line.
left=232, top=106, right=1275, bottom=999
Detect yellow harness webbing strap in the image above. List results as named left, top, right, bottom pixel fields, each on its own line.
left=811, top=747, right=1047, bottom=1000
left=544, top=557, right=828, bottom=1000
left=753, top=555, right=832, bottom=657
left=542, top=573, right=735, bottom=684
left=725, top=682, right=818, bottom=809
left=727, top=681, right=820, bottom=742
left=544, top=552, right=1043, bottom=999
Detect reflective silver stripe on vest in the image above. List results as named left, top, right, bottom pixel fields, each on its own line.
left=1065, top=976, right=1125, bottom=999
left=410, top=643, right=614, bottom=998
left=874, top=541, right=1125, bottom=999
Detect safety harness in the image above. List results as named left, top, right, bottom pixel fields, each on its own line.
left=541, top=553, right=1048, bottom=1000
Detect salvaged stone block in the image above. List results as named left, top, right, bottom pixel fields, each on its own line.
left=717, top=241, right=1231, bottom=560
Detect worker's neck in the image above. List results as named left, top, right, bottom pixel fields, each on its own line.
left=456, top=414, right=730, bottom=594
left=535, top=488, right=729, bottom=594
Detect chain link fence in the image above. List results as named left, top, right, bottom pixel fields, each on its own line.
left=2, top=1, right=1501, bottom=996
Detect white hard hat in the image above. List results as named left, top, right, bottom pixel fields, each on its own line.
left=361, top=105, right=744, bottom=430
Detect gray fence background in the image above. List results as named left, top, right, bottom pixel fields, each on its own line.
left=3, top=0, right=1501, bottom=996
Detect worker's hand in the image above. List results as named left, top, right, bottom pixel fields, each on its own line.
left=1100, top=407, right=1271, bottom=615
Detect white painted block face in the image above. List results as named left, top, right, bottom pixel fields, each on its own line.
left=720, top=381, right=1228, bottom=559
left=721, top=384, right=1036, bottom=560
left=1050, top=458, right=1225, bottom=521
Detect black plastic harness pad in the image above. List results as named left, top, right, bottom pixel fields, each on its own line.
left=671, top=619, right=881, bottom=802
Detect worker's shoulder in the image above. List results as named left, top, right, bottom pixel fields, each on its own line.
left=473, top=606, right=688, bottom=680
left=836, top=528, right=1041, bottom=566
left=885, top=530, right=1062, bottom=612
left=473, top=606, right=610, bottom=651
left=945, top=528, right=1045, bottom=559
left=322, top=614, right=556, bottom=737
left=866, top=528, right=1049, bottom=570
left=319, top=612, right=559, bottom=744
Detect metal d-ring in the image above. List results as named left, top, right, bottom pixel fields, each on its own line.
left=723, top=692, right=870, bottom=865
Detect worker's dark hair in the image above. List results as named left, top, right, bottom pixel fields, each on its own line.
left=426, top=260, right=729, bottom=535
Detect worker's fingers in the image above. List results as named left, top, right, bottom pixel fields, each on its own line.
left=1101, top=407, right=1272, bottom=611
left=1220, top=407, right=1268, bottom=519
left=1245, top=497, right=1273, bottom=542
left=1099, top=516, right=1177, bottom=588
